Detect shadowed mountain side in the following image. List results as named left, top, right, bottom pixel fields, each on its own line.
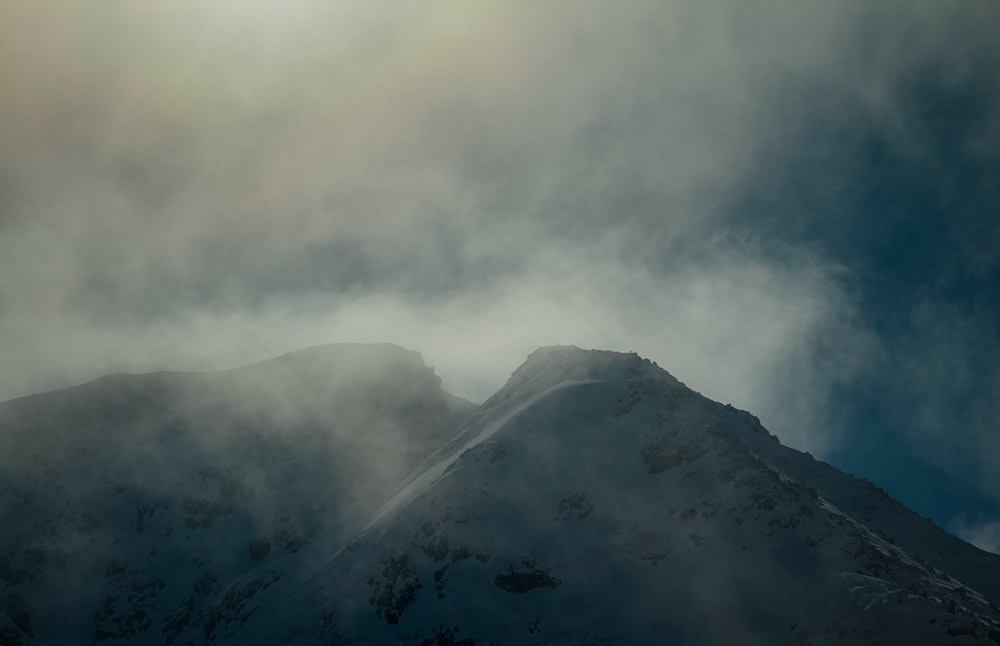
left=0, top=343, right=475, bottom=645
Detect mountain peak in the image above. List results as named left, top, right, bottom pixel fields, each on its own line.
left=485, top=345, right=683, bottom=407
left=242, top=342, right=430, bottom=378
left=5, top=343, right=1000, bottom=645
left=296, top=344, right=1000, bottom=644
left=212, top=342, right=446, bottom=406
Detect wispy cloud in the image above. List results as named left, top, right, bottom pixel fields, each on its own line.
left=951, top=516, right=1000, bottom=556
left=0, top=0, right=997, bottom=488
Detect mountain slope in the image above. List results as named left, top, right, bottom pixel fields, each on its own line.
left=3, top=345, right=999, bottom=644
left=272, top=346, right=1000, bottom=645
left=0, top=343, right=475, bottom=645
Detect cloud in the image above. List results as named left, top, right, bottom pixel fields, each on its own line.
left=0, top=237, right=873, bottom=458
left=889, top=302, right=1000, bottom=498
left=951, top=516, right=1000, bottom=556
left=0, top=0, right=997, bottom=480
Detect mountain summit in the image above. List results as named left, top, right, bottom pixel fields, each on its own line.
left=2, top=345, right=999, bottom=644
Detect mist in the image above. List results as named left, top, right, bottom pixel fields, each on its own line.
left=2, top=0, right=998, bottom=534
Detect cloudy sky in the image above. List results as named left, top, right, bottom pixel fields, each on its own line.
left=1, top=1, right=998, bottom=552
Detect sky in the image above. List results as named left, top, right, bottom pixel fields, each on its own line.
left=1, top=1, right=998, bottom=553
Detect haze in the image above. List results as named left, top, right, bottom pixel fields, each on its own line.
left=1, top=1, right=997, bottom=551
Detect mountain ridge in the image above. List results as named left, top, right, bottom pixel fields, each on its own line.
left=247, top=345, right=1000, bottom=644
left=2, top=343, right=999, bottom=644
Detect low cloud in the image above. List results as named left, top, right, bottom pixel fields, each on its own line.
left=0, top=239, right=873, bottom=457
left=951, top=516, right=1000, bottom=556
left=0, top=0, right=997, bottom=496
left=889, top=302, right=1000, bottom=499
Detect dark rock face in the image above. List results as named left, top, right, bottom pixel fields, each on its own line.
left=367, top=554, right=423, bottom=624
left=93, top=561, right=166, bottom=642
left=0, top=593, right=32, bottom=638
left=494, top=560, right=561, bottom=593
left=247, top=539, right=271, bottom=561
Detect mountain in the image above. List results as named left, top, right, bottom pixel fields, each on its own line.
left=0, top=343, right=475, bottom=645
left=2, top=344, right=999, bottom=644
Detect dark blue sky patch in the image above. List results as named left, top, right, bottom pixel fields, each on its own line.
left=715, top=64, right=1000, bottom=529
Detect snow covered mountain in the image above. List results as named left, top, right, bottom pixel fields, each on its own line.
left=2, top=344, right=999, bottom=644
left=0, top=344, right=475, bottom=645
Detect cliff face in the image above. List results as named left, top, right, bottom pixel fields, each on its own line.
left=2, top=345, right=999, bottom=645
